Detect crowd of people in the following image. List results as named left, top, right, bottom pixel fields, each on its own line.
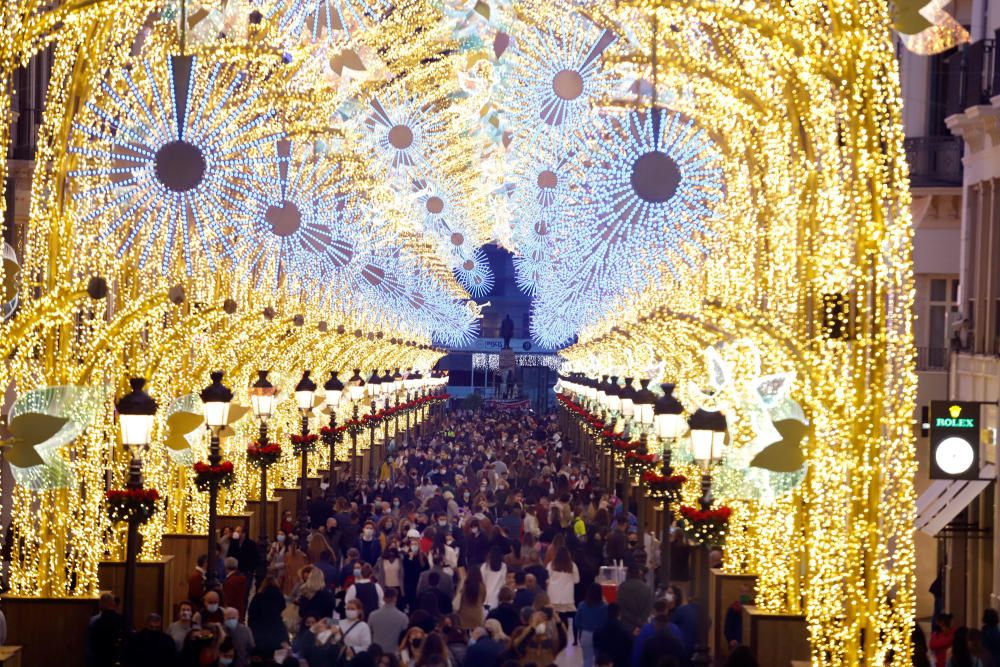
left=920, top=610, right=1000, bottom=667
left=87, top=406, right=762, bottom=667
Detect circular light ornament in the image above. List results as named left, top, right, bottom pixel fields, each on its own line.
left=935, top=436, right=976, bottom=475
left=503, top=16, right=618, bottom=136
left=557, top=108, right=724, bottom=307
left=236, top=141, right=355, bottom=291
left=364, top=89, right=445, bottom=177
left=452, top=247, right=495, bottom=298
left=273, top=0, right=392, bottom=41
left=68, top=55, right=284, bottom=276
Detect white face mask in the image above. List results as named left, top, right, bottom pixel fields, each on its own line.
left=225, top=618, right=238, bottom=630
left=317, top=630, right=333, bottom=644
left=346, top=609, right=360, bottom=620
left=232, top=532, right=240, bottom=540
left=205, top=603, right=219, bottom=613
left=535, top=623, right=547, bottom=635
left=411, top=544, right=419, bottom=553
left=665, top=593, right=675, bottom=603
left=364, top=528, right=374, bottom=538
left=277, top=534, right=286, bottom=543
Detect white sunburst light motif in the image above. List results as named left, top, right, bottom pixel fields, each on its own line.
left=527, top=108, right=724, bottom=348
left=235, top=141, right=358, bottom=291
left=508, top=137, right=572, bottom=294
left=272, top=0, right=392, bottom=41
left=503, top=16, right=617, bottom=136
left=452, top=246, right=495, bottom=298
left=364, top=90, right=446, bottom=177
left=561, top=108, right=724, bottom=292
left=69, top=55, right=283, bottom=276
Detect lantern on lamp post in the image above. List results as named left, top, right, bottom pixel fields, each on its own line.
left=115, top=377, right=157, bottom=629
left=200, top=371, right=233, bottom=592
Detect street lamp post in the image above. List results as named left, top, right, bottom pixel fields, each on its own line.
left=323, top=371, right=344, bottom=488
left=368, top=399, right=377, bottom=479
left=200, top=371, right=233, bottom=592
left=348, top=370, right=365, bottom=479
left=294, top=370, right=317, bottom=550
left=249, top=370, right=276, bottom=578
left=116, top=377, right=158, bottom=629
left=687, top=407, right=727, bottom=667
left=652, top=382, right=686, bottom=590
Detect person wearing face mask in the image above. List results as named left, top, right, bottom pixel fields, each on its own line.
left=217, top=639, right=238, bottom=667
left=346, top=562, right=385, bottom=618
left=267, top=531, right=288, bottom=585
left=339, top=599, right=374, bottom=655
left=167, top=602, right=198, bottom=651
left=358, top=521, right=383, bottom=565
left=510, top=610, right=567, bottom=666
left=375, top=546, right=404, bottom=601
left=194, top=590, right=224, bottom=625
left=403, top=531, right=429, bottom=613
left=465, top=520, right=490, bottom=569
left=221, top=607, right=255, bottom=667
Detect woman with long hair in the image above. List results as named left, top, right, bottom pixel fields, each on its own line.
left=282, top=539, right=309, bottom=597
left=575, top=583, right=608, bottom=667
left=949, top=627, right=984, bottom=667
left=339, top=598, right=374, bottom=657
left=547, top=546, right=580, bottom=633
left=399, top=626, right=428, bottom=667
left=481, top=546, right=508, bottom=610
left=247, top=575, right=287, bottom=657
left=544, top=533, right=565, bottom=566
left=297, top=567, right=335, bottom=627
left=456, top=566, right=487, bottom=630
left=413, top=632, right=451, bottom=667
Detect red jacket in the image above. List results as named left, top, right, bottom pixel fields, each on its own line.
left=187, top=568, right=205, bottom=606
left=929, top=627, right=955, bottom=667
left=222, top=572, right=248, bottom=619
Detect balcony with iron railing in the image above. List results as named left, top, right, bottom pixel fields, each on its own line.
left=905, top=136, right=963, bottom=187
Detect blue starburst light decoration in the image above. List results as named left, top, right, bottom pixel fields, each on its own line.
left=363, top=90, right=446, bottom=177
left=560, top=108, right=724, bottom=292
left=69, top=55, right=283, bottom=276
left=502, top=17, right=617, bottom=137
left=235, top=141, right=356, bottom=291
left=272, top=0, right=391, bottom=41
left=452, top=246, right=495, bottom=298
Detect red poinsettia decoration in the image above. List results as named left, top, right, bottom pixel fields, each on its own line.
left=642, top=471, right=687, bottom=504
left=106, top=487, right=160, bottom=524
left=677, top=505, right=732, bottom=546
left=247, top=442, right=281, bottom=468
left=291, top=432, right=319, bottom=455
left=192, top=461, right=235, bottom=491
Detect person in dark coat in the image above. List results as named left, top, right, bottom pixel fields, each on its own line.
left=86, top=592, right=125, bottom=667
left=227, top=529, right=260, bottom=580
left=594, top=603, right=633, bottom=667
left=121, top=613, right=175, bottom=667
left=486, top=587, right=520, bottom=636
left=465, top=623, right=507, bottom=667
left=637, top=615, right=686, bottom=667
left=248, top=576, right=287, bottom=657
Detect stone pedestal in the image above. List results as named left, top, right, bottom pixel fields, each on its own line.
left=4, top=595, right=97, bottom=667
left=162, top=533, right=208, bottom=605
left=708, top=568, right=758, bottom=660
left=741, top=605, right=809, bottom=667
left=98, top=556, right=175, bottom=628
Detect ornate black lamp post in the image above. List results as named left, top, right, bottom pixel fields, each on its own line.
left=652, top=382, right=686, bottom=589
left=249, top=370, right=277, bottom=576
left=687, top=408, right=727, bottom=666
left=200, top=371, right=233, bottom=592
left=116, top=377, right=158, bottom=629
left=323, top=371, right=344, bottom=487
left=294, top=370, right=317, bottom=549
left=347, top=369, right=365, bottom=478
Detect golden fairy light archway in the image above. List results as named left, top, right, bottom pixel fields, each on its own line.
left=2, top=0, right=914, bottom=664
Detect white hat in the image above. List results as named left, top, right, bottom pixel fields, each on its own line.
left=407, top=528, right=422, bottom=539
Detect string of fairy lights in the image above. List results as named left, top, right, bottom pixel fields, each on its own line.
left=2, top=0, right=916, bottom=664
